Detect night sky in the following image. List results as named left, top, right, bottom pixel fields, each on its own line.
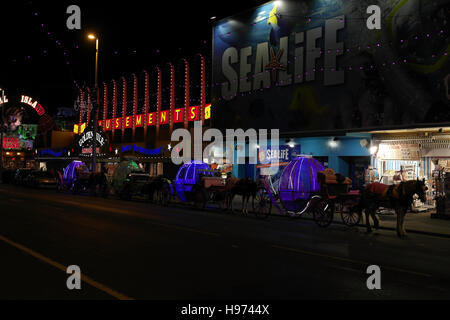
left=0, top=0, right=268, bottom=115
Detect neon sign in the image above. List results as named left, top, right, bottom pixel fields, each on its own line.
left=78, top=131, right=106, bottom=148
left=121, top=145, right=164, bottom=156
left=21, top=95, right=45, bottom=116
left=40, top=149, right=63, bottom=157
left=3, top=137, right=21, bottom=150
left=74, top=104, right=212, bottom=134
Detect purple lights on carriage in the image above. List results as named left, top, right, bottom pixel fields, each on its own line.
left=63, top=161, right=88, bottom=187
left=174, top=161, right=213, bottom=202
left=279, top=157, right=324, bottom=212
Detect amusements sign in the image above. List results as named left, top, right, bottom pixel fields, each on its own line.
left=378, top=143, right=422, bottom=160
left=212, top=0, right=450, bottom=133
left=74, top=105, right=212, bottom=134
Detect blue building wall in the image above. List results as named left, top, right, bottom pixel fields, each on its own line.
left=231, top=135, right=372, bottom=179
left=295, top=136, right=371, bottom=175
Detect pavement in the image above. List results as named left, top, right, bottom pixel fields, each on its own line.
left=1, top=184, right=450, bottom=300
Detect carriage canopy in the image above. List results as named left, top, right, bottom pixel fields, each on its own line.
left=63, top=161, right=89, bottom=187
left=279, top=156, right=324, bottom=212
left=112, top=159, right=143, bottom=193
left=174, top=161, right=213, bottom=202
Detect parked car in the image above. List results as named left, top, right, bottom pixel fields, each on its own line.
left=25, top=171, right=57, bottom=189
left=13, top=169, right=33, bottom=186
left=119, top=173, right=152, bottom=200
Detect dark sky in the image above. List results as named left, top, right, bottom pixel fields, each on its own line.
left=0, top=0, right=268, bottom=115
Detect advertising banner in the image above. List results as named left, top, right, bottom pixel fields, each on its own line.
left=212, top=0, right=450, bottom=133
left=258, top=144, right=301, bottom=175
left=378, top=143, right=422, bottom=160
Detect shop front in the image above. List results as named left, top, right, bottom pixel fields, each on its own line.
left=230, top=135, right=372, bottom=189
left=371, top=128, right=450, bottom=211
left=2, top=136, right=36, bottom=169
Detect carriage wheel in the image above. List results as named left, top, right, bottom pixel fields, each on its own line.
left=253, top=188, right=272, bottom=219
left=341, top=206, right=361, bottom=227
left=313, top=199, right=334, bottom=228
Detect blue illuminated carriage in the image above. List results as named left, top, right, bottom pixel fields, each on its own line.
left=256, top=156, right=360, bottom=227
left=62, top=161, right=90, bottom=194
left=174, top=161, right=227, bottom=209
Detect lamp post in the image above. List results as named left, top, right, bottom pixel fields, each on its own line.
left=0, top=88, right=5, bottom=174
left=88, top=34, right=99, bottom=172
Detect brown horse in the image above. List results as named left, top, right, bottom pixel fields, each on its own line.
left=358, top=180, right=427, bottom=237
left=225, top=177, right=258, bottom=214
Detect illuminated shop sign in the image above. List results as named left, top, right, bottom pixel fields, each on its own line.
left=257, top=145, right=302, bottom=168
left=78, top=131, right=106, bottom=147
left=77, top=123, right=108, bottom=150
left=2, top=137, right=21, bottom=150
left=40, top=149, right=63, bottom=157
left=121, top=145, right=164, bottom=156
left=74, top=104, right=212, bottom=134
left=82, top=148, right=100, bottom=154
left=0, top=95, right=8, bottom=105
left=21, top=95, right=45, bottom=116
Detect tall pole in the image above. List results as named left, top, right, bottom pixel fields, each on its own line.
left=0, top=88, right=4, bottom=174
left=91, top=38, right=99, bottom=173
left=95, top=39, right=99, bottom=89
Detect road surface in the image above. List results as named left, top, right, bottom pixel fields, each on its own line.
left=0, top=184, right=449, bottom=300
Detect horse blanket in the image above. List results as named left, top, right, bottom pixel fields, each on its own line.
left=366, top=182, right=390, bottom=196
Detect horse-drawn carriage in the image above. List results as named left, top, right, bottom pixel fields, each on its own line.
left=109, top=157, right=173, bottom=203
left=59, top=161, right=109, bottom=196
left=61, top=161, right=91, bottom=194
left=174, top=161, right=228, bottom=209
left=256, top=156, right=361, bottom=227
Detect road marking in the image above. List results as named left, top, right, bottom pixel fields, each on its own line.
left=272, top=245, right=432, bottom=278
left=0, top=234, right=134, bottom=300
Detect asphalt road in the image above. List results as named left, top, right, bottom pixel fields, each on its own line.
left=0, top=184, right=449, bottom=300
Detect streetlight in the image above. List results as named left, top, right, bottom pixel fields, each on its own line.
left=87, top=34, right=99, bottom=88
left=0, top=87, right=5, bottom=173
left=88, top=33, right=99, bottom=172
